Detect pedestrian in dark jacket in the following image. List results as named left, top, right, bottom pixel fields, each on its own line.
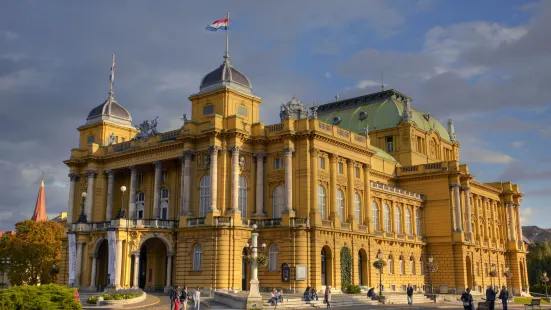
left=461, top=288, right=474, bottom=310
left=498, top=286, right=509, bottom=310
left=170, top=286, right=180, bottom=310
left=407, top=284, right=414, bottom=305
left=486, top=285, right=497, bottom=310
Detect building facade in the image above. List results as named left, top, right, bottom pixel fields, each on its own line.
left=59, top=54, right=528, bottom=296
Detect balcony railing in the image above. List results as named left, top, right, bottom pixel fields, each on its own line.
left=214, top=216, right=232, bottom=226
left=290, top=217, right=310, bottom=227
left=187, top=217, right=206, bottom=227
left=322, top=220, right=332, bottom=228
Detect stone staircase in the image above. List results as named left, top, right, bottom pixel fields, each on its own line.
left=381, top=293, right=434, bottom=305
left=262, top=295, right=379, bottom=309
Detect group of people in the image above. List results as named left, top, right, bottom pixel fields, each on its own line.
left=302, top=286, right=319, bottom=301
left=461, top=285, right=510, bottom=310
left=269, top=288, right=284, bottom=306
left=170, top=285, right=201, bottom=310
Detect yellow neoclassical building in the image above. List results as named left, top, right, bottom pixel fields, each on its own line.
left=59, top=53, right=529, bottom=297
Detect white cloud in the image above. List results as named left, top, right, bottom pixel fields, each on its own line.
left=461, top=147, right=514, bottom=164
left=155, top=71, right=201, bottom=93
left=0, top=69, right=49, bottom=92
left=512, top=141, right=525, bottom=148
left=520, top=207, right=535, bottom=225
left=357, top=80, right=384, bottom=89
left=0, top=30, right=19, bottom=40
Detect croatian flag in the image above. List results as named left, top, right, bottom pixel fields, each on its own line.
left=206, top=18, right=228, bottom=31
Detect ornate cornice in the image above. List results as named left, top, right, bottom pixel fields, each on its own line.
left=68, top=173, right=80, bottom=181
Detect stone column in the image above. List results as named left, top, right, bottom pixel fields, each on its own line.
left=347, top=159, right=355, bottom=223
left=85, top=170, right=98, bottom=222
left=115, top=239, right=123, bottom=287
left=105, top=170, right=114, bottom=221
left=482, top=197, right=489, bottom=239
left=506, top=202, right=517, bottom=241
left=283, top=148, right=295, bottom=213
left=129, top=166, right=137, bottom=219
left=67, top=173, right=79, bottom=225
left=363, top=164, right=371, bottom=230
left=254, top=152, right=266, bottom=216
left=179, top=155, right=186, bottom=215
left=463, top=186, right=473, bottom=235
left=89, top=255, right=97, bottom=290
left=183, top=151, right=194, bottom=215
left=132, top=253, right=140, bottom=288
left=165, top=253, right=173, bottom=291
left=452, top=184, right=462, bottom=231
left=490, top=200, right=498, bottom=240
left=329, top=154, right=338, bottom=219
left=153, top=161, right=163, bottom=219
left=310, top=148, right=319, bottom=216
left=209, top=146, right=220, bottom=212
left=515, top=203, right=523, bottom=243
left=230, top=147, right=241, bottom=214
left=75, top=242, right=83, bottom=286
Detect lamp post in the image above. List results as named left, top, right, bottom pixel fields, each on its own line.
left=428, top=255, right=434, bottom=295
left=77, top=192, right=88, bottom=223
left=246, top=224, right=266, bottom=309
left=376, top=249, right=383, bottom=298
left=116, top=186, right=129, bottom=288
left=543, top=271, right=549, bottom=299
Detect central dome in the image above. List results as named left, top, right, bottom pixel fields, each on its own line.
left=199, top=58, right=252, bottom=95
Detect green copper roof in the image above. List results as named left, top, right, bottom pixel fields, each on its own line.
left=369, top=145, right=400, bottom=165
left=317, top=89, right=452, bottom=142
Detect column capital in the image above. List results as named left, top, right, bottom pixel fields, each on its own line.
left=68, top=173, right=80, bottom=181
left=283, top=147, right=294, bottom=154
left=362, top=163, right=371, bottom=170
left=450, top=183, right=461, bottom=189
left=481, top=196, right=488, bottom=202
left=505, top=201, right=515, bottom=207
left=129, top=165, right=137, bottom=171
left=230, top=146, right=241, bottom=154
left=209, top=145, right=221, bottom=154
left=253, top=152, right=267, bottom=159
left=105, top=169, right=114, bottom=176
left=329, top=154, right=339, bottom=162
left=153, top=160, right=163, bottom=168
left=86, top=170, right=98, bottom=177
left=182, top=150, right=195, bottom=160
left=513, top=202, right=520, bottom=207
left=309, top=147, right=320, bottom=156
left=346, top=158, right=355, bottom=165
left=461, top=186, right=471, bottom=191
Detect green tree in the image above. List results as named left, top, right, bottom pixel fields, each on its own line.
left=0, top=220, right=64, bottom=285
left=527, top=240, right=551, bottom=285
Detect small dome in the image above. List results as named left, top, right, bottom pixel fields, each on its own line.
left=86, top=95, right=132, bottom=127
left=199, top=58, right=252, bottom=95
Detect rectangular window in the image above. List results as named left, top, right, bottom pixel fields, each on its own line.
left=338, top=162, right=344, bottom=174
left=273, top=158, right=282, bottom=170
left=416, top=137, right=423, bottom=153
left=121, top=137, right=125, bottom=142
left=319, top=157, right=325, bottom=169
left=237, top=106, right=248, bottom=116
left=87, top=135, right=95, bottom=144
left=355, top=167, right=360, bottom=178
left=137, top=174, right=144, bottom=186
left=203, top=104, right=214, bottom=115
left=386, top=136, right=394, bottom=152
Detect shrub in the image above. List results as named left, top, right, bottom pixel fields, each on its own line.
left=87, top=296, right=98, bottom=304
left=0, top=284, right=82, bottom=310
left=86, top=288, right=144, bottom=304
left=343, top=283, right=362, bottom=294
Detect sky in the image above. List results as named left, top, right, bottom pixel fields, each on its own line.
left=0, top=0, right=550, bottom=230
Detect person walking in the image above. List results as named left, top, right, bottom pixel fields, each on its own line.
left=499, top=286, right=509, bottom=310
left=461, top=288, right=474, bottom=310
left=324, top=286, right=331, bottom=308
left=181, top=285, right=189, bottom=310
left=407, top=283, right=414, bottom=305
left=170, top=286, right=180, bottom=310
left=193, top=287, right=201, bottom=310
left=486, top=285, right=497, bottom=310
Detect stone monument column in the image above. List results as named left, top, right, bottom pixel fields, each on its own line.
left=253, top=152, right=266, bottom=216
left=128, top=166, right=137, bottom=219
left=152, top=161, right=163, bottom=219
left=115, top=239, right=123, bottom=288
left=183, top=151, right=194, bottom=215
left=209, top=146, right=220, bottom=212
left=67, top=173, right=79, bottom=226
left=105, top=170, right=114, bottom=221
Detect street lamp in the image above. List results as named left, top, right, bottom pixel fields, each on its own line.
left=376, top=249, right=383, bottom=298
left=77, top=192, right=88, bottom=223
left=246, top=224, right=266, bottom=309
left=116, top=186, right=127, bottom=219
left=428, top=255, right=434, bottom=295
left=543, top=271, right=549, bottom=299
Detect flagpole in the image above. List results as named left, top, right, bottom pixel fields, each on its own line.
left=225, top=12, right=230, bottom=60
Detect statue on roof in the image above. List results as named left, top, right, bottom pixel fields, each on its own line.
left=280, top=96, right=309, bottom=122
left=363, top=125, right=369, bottom=139
left=310, top=102, right=318, bottom=119
left=134, top=116, right=159, bottom=142
left=108, top=132, right=116, bottom=145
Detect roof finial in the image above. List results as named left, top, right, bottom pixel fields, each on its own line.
left=335, top=94, right=339, bottom=102
left=224, top=12, right=230, bottom=62
left=381, top=72, right=385, bottom=91
left=109, top=54, right=116, bottom=98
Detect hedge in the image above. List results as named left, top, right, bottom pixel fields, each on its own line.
left=0, top=284, right=81, bottom=310
left=86, top=288, right=144, bottom=304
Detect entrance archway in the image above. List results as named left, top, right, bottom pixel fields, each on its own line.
left=321, top=246, right=333, bottom=287
left=242, top=247, right=250, bottom=291
left=95, top=239, right=109, bottom=289
left=466, top=256, right=473, bottom=289
left=358, top=249, right=368, bottom=286
left=138, top=238, right=168, bottom=291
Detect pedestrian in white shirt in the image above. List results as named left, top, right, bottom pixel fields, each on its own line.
left=193, top=287, right=201, bottom=310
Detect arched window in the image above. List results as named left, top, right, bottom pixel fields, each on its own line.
left=318, top=185, right=326, bottom=219
left=238, top=175, right=247, bottom=218
left=394, top=206, right=402, bottom=233
left=415, top=209, right=421, bottom=235
left=273, top=186, right=284, bottom=219
left=199, top=175, right=210, bottom=217
left=269, top=244, right=279, bottom=271
left=136, top=192, right=145, bottom=219
left=405, top=209, right=412, bottom=235
left=410, top=256, right=415, bottom=275
left=383, top=204, right=391, bottom=232
left=388, top=255, right=394, bottom=274
left=399, top=256, right=405, bottom=275
left=193, top=244, right=202, bottom=271
left=160, top=188, right=169, bottom=220
left=354, top=193, right=361, bottom=221
left=372, top=201, right=379, bottom=231
left=337, top=189, right=344, bottom=220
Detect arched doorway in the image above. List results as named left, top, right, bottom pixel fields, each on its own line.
left=466, top=256, right=473, bottom=289
left=138, top=238, right=168, bottom=291
left=321, top=246, right=333, bottom=287
left=358, top=249, right=368, bottom=287
left=95, top=239, right=109, bottom=289
left=242, top=247, right=249, bottom=291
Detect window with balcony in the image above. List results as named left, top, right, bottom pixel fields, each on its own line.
left=136, top=192, right=145, bottom=219
left=318, top=185, right=326, bottom=219
left=372, top=201, right=379, bottom=231
left=354, top=193, right=361, bottom=221
left=383, top=204, right=391, bottom=232
left=199, top=175, right=210, bottom=217
left=273, top=186, right=284, bottom=219
left=394, top=206, right=402, bottom=234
